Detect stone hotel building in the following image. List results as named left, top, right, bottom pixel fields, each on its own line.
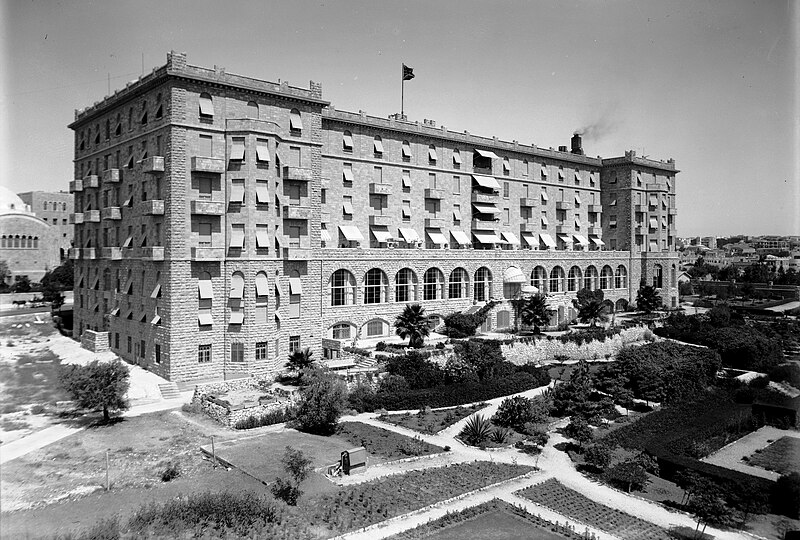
left=69, top=52, right=678, bottom=382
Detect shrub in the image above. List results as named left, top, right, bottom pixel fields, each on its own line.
left=772, top=472, right=800, bottom=519
left=607, top=459, right=648, bottom=492
left=291, top=369, right=348, bottom=435
left=234, top=407, right=294, bottom=430
left=181, top=401, right=203, bottom=414
left=271, top=446, right=313, bottom=506
left=492, top=396, right=547, bottom=431
left=58, top=358, right=130, bottom=422
left=584, top=444, right=613, bottom=470
left=490, top=427, right=510, bottom=444
left=160, top=461, right=181, bottom=482
left=398, top=435, right=430, bottom=456
left=375, top=341, right=387, bottom=352
left=459, top=414, right=492, bottom=445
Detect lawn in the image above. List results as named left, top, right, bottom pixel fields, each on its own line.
left=390, top=499, right=579, bottom=540
left=380, top=404, right=481, bottom=434
left=336, top=421, right=445, bottom=458
left=747, top=436, right=800, bottom=476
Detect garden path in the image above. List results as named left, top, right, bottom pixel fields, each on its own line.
left=700, top=426, right=800, bottom=480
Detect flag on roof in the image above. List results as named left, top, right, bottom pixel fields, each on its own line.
left=402, top=64, right=415, bottom=81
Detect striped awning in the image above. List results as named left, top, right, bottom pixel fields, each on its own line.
left=503, top=266, right=526, bottom=283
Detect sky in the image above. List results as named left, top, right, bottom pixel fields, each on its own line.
left=1, top=0, right=797, bottom=237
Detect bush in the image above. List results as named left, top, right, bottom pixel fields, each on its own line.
left=607, top=459, right=648, bottom=492
left=234, top=407, right=295, bottom=430
left=584, top=444, right=613, bottom=470
left=492, top=396, right=545, bottom=431
left=58, top=358, right=130, bottom=422
left=375, top=341, right=387, bottom=352
left=772, top=472, right=800, bottom=519
left=292, top=369, right=348, bottom=435
left=459, top=414, right=492, bottom=445
left=160, top=461, right=181, bottom=482
left=181, top=401, right=203, bottom=414
left=490, top=427, right=510, bottom=443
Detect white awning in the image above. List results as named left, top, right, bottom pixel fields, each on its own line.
left=150, top=283, right=161, bottom=299
left=610, top=199, right=617, bottom=206
left=339, top=225, right=364, bottom=242
left=591, top=236, right=605, bottom=246
left=451, top=230, right=470, bottom=246
left=501, top=232, right=520, bottom=245
left=574, top=194, right=582, bottom=205
left=122, top=236, right=133, bottom=248
left=274, top=311, right=283, bottom=322
left=540, top=233, right=557, bottom=248
left=256, top=183, right=269, bottom=204
left=229, top=310, right=244, bottom=325
left=574, top=218, right=582, bottom=228
left=427, top=230, right=448, bottom=245
left=540, top=191, right=549, bottom=202
left=662, top=218, right=668, bottom=228
left=649, top=195, right=659, bottom=206
left=575, top=171, right=582, bottom=182
left=255, top=140, right=269, bottom=162
left=255, top=273, right=269, bottom=296
left=473, top=203, right=500, bottom=214
left=521, top=232, right=538, bottom=246
left=230, top=276, right=244, bottom=299
left=321, top=229, right=332, bottom=242
left=402, top=143, right=411, bottom=158
left=452, top=151, right=462, bottom=164
left=198, top=312, right=213, bottom=325
left=558, top=169, right=565, bottom=178
left=428, top=147, right=438, bottom=161
left=475, top=149, right=499, bottom=159
left=198, top=280, right=213, bottom=299
left=503, top=160, right=510, bottom=171
left=558, top=234, right=573, bottom=244
left=521, top=285, right=539, bottom=294
left=229, top=228, right=245, bottom=248
left=649, top=217, right=659, bottom=229
left=230, top=183, right=245, bottom=203
left=573, top=234, right=590, bottom=246
left=151, top=314, right=162, bottom=325
left=540, top=165, right=548, bottom=176
left=343, top=132, right=353, bottom=148
left=110, top=307, right=120, bottom=317
left=473, top=232, right=500, bottom=244
left=343, top=168, right=354, bottom=182
left=401, top=206, right=411, bottom=218
left=402, top=171, right=411, bottom=188
left=199, top=94, right=214, bottom=116
left=472, top=175, right=500, bottom=190
left=372, top=229, right=392, bottom=243
left=649, top=241, right=659, bottom=252
left=230, top=139, right=245, bottom=161
left=541, top=216, right=549, bottom=226
left=503, top=266, right=526, bottom=283
left=290, top=110, right=303, bottom=130
left=374, top=139, right=384, bottom=153
left=342, top=200, right=355, bottom=215
left=398, top=228, right=420, bottom=242
left=452, top=208, right=462, bottom=221
left=609, top=220, right=617, bottom=227
left=289, top=277, right=302, bottom=295
left=256, top=229, right=269, bottom=248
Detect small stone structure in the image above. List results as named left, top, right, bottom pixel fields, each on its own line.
left=191, top=378, right=297, bottom=428
left=81, top=329, right=110, bottom=352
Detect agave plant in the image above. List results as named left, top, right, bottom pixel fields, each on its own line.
left=459, top=413, right=492, bottom=445
left=490, top=426, right=510, bottom=444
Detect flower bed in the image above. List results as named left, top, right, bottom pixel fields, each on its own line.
left=380, top=404, right=482, bottom=434
left=335, top=422, right=445, bottom=459
left=502, top=327, right=651, bottom=366
left=746, top=436, right=800, bottom=475
left=517, top=478, right=672, bottom=540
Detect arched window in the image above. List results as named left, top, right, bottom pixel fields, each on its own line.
left=14, top=235, right=20, bottom=248
left=423, top=268, right=445, bottom=300
left=452, top=149, right=461, bottom=168
left=531, top=266, right=547, bottom=293
left=43, top=201, right=48, bottom=210
left=653, top=264, right=663, bottom=289
left=615, top=265, right=628, bottom=289
left=198, top=271, right=213, bottom=325
left=140, top=101, right=148, bottom=125
left=549, top=266, right=565, bottom=293
left=615, top=299, right=629, bottom=312
left=474, top=267, right=492, bottom=302
left=600, top=265, right=614, bottom=290
left=364, top=268, right=388, bottom=304
left=0, top=236, right=5, bottom=248
left=427, top=314, right=442, bottom=330
left=255, top=271, right=269, bottom=324
left=584, top=266, right=598, bottom=290
left=428, top=144, right=437, bottom=163
left=289, top=108, right=302, bottom=133
left=373, top=135, right=383, bottom=156
left=365, top=319, right=388, bottom=337
left=246, top=101, right=259, bottom=119
left=342, top=130, right=353, bottom=152
left=449, top=268, right=469, bottom=299
left=331, top=269, right=356, bottom=306
left=395, top=268, right=418, bottom=303
left=105, top=119, right=110, bottom=140
left=230, top=272, right=245, bottom=299
left=671, top=264, right=677, bottom=287
left=401, top=140, right=411, bottom=161
left=567, top=266, right=582, bottom=292
left=331, top=322, right=352, bottom=340
left=115, top=113, right=122, bottom=134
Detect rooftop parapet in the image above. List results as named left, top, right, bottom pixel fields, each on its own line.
left=601, top=150, right=678, bottom=172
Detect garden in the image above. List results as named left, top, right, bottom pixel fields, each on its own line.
left=379, top=403, right=483, bottom=434
left=746, top=436, right=800, bottom=476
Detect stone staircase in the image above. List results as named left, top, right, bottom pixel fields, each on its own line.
left=158, top=382, right=181, bottom=400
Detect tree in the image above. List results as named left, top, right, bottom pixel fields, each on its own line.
left=772, top=472, right=800, bottom=519
left=636, top=285, right=663, bottom=314
left=518, top=294, right=552, bottom=333
left=492, top=396, right=542, bottom=431
left=0, top=260, right=9, bottom=290
left=564, top=416, right=593, bottom=450
left=394, top=304, right=430, bottom=348
left=286, top=347, right=314, bottom=373
left=271, top=446, right=313, bottom=506
left=58, top=359, right=130, bottom=422
left=690, top=491, right=731, bottom=539
left=584, top=444, right=613, bottom=471
left=13, top=275, right=32, bottom=293
left=291, top=368, right=348, bottom=435
left=607, top=459, right=648, bottom=493
left=573, top=288, right=608, bottom=327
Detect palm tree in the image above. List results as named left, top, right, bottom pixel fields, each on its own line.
left=636, top=285, right=663, bottom=314
left=577, top=299, right=608, bottom=327
left=286, top=347, right=314, bottom=372
left=519, top=294, right=552, bottom=334
left=394, top=304, right=430, bottom=348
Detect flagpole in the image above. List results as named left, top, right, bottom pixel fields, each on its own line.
left=401, top=64, right=405, bottom=117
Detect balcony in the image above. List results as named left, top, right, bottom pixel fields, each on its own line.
left=190, top=200, right=225, bottom=215
left=142, top=156, right=165, bottom=174
left=320, top=210, right=331, bottom=223
left=283, top=166, right=313, bottom=182
left=635, top=225, right=646, bottom=235
left=555, top=201, right=573, bottom=210
left=588, top=204, right=602, bottom=213
left=369, top=183, right=392, bottom=195
left=141, top=200, right=165, bottom=215
left=82, top=248, right=97, bottom=260
left=68, top=248, right=81, bottom=260
left=140, top=247, right=165, bottom=261
left=646, top=183, right=669, bottom=193
left=100, top=247, right=123, bottom=260
left=471, top=219, right=499, bottom=231
left=283, top=205, right=314, bottom=220
left=519, top=222, right=537, bottom=232
left=369, top=214, right=393, bottom=227
left=472, top=192, right=498, bottom=204
left=191, top=156, right=225, bottom=174
left=519, top=197, right=537, bottom=207
left=425, top=217, right=446, bottom=228
left=69, top=179, right=83, bottom=192
left=473, top=165, right=492, bottom=176
left=668, top=207, right=677, bottom=215
left=102, top=169, right=120, bottom=183
left=84, top=175, right=99, bottom=188
left=101, top=207, right=121, bottom=221
left=69, top=213, right=84, bottom=225
left=634, top=204, right=648, bottom=213
left=191, top=246, right=225, bottom=260
left=587, top=226, right=602, bottom=235
left=424, top=188, right=446, bottom=200
left=556, top=225, right=571, bottom=234
left=85, top=210, right=100, bottom=222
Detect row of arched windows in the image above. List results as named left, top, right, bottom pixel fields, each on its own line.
left=1, top=235, right=39, bottom=249
left=530, top=264, right=627, bottom=293
left=43, top=201, right=68, bottom=211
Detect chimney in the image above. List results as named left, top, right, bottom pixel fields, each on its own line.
left=571, top=133, right=583, bottom=155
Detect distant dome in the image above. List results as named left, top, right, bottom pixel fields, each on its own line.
left=0, top=186, right=31, bottom=215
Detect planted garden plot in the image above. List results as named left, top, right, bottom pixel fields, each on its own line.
left=746, top=436, right=800, bottom=475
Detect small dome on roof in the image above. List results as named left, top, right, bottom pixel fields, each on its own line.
left=0, top=186, right=32, bottom=215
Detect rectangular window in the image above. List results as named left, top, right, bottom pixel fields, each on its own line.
left=199, top=134, right=213, bottom=157
left=230, top=224, right=245, bottom=249
left=453, top=204, right=461, bottom=223
left=289, top=294, right=300, bottom=318
left=343, top=196, right=353, bottom=216
left=453, top=176, right=460, bottom=193
left=255, top=342, right=268, bottom=361
left=256, top=139, right=269, bottom=162
left=230, top=180, right=245, bottom=204
left=256, top=180, right=269, bottom=205
left=198, top=344, right=211, bottom=363
left=289, top=146, right=301, bottom=168
left=231, top=342, right=244, bottom=363
left=230, top=137, right=246, bottom=161
left=503, top=208, right=510, bottom=225
left=428, top=173, right=437, bottom=189
left=503, top=182, right=510, bottom=198
left=402, top=170, right=411, bottom=190
left=127, top=336, right=132, bottom=354
left=289, top=336, right=300, bottom=353
left=155, top=344, right=161, bottom=364
left=343, top=163, right=354, bottom=184
left=402, top=200, right=411, bottom=222
left=374, top=166, right=383, bottom=183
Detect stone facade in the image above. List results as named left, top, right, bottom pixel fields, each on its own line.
left=17, top=191, right=74, bottom=259
left=69, top=51, right=680, bottom=383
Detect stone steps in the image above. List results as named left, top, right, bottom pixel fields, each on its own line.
left=158, top=382, right=181, bottom=400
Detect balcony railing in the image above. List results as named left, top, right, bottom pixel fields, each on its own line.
left=140, top=247, right=165, bottom=261
left=283, top=205, right=313, bottom=220
left=283, top=166, right=313, bottom=182
left=100, top=247, right=123, bottom=260
left=191, top=156, right=225, bottom=174
left=587, top=204, right=602, bottom=213
left=519, top=197, right=537, bottom=207
left=69, top=213, right=84, bottom=225
left=191, top=246, right=225, bottom=260
left=555, top=201, right=573, bottom=210
left=85, top=210, right=100, bottom=222
left=424, top=188, right=445, bottom=200
left=369, top=183, right=392, bottom=195
left=84, top=175, right=99, bottom=188
left=141, top=200, right=165, bottom=215
left=142, top=156, right=165, bottom=173
left=68, top=248, right=81, bottom=259
left=471, top=219, right=499, bottom=231
left=101, top=207, right=121, bottom=220
left=369, top=214, right=392, bottom=226
left=190, top=200, right=225, bottom=215
left=102, top=169, right=120, bottom=183
left=471, top=192, right=498, bottom=203
left=425, top=217, right=446, bottom=228
left=519, top=222, right=537, bottom=232
left=82, top=248, right=97, bottom=259
left=587, top=226, right=602, bottom=235
left=69, top=179, right=83, bottom=193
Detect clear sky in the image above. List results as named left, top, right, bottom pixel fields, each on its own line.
left=2, top=0, right=797, bottom=236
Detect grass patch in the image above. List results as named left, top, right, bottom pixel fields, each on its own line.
left=2, top=349, right=70, bottom=409
left=335, top=421, right=445, bottom=458
left=747, top=437, right=800, bottom=475
left=381, top=404, right=481, bottom=434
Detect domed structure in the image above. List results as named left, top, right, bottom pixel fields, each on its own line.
left=0, top=187, right=59, bottom=286
left=0, top=186, right=32, bottom=215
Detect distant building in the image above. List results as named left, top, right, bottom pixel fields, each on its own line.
left=0, top=186, right=61, bottom=284
left=18, top=191, right=74, bottom=260
left=700, top=236, right=716, bottom=248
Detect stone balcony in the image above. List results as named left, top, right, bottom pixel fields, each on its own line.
left=283, top=166, right=313, bottom=182
left=190, top=199, right=225, bottom=215
left=191, top=246, right=225, bottom=260
left=84, top=175, right=99, bottom=188
left=369, top=183, right=392, bottom=195
left=471, top=219, right=499, bottom=231
left=69, top=179, right=83, bottom=192
left=283, top=205, right=314, bottom=220
left=519, top=197, right=537, bottom=207
left=142, top=156, right=165, bottom=173
left=555, top=201, right=573, bottom=210
left=471, top=192, right=498, bottom=203
left=102, top=169, right=120, bottom=183
left=69, top=213, right=84, bottom=225
left=588, top=204, right=602, bottom=213
left=369, top=214, right=393, bottom=227
left=668, top=207, right=677, bottom=215
left=141, top=200, right=165, bottom=215
left=634, top=204, right=648, bottom=213
left=424, top=188, right=446, bottom=200
left=191, top=156, right=225, bottom=174
left=101, top=207, right=121, bottom=221
left=100, top=247, right=123, bottom=260
left=85, top=210, right=100, bottom=222
left=320, top=210, right=331, bottom=222
left=425, top=217, right=446, bottom=228
left=587, top=226, right=602, bottom=235
left=68, top=248, right=81, bottom=259
left=519, top=222, right=537, bottom=232
left=82, top=248, right=97, bottom=259
left=645, top=183, right=669, bottom=193
left=555, top=225, right=571, bottom=234
left=140, top=247, right=165, bottom=261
